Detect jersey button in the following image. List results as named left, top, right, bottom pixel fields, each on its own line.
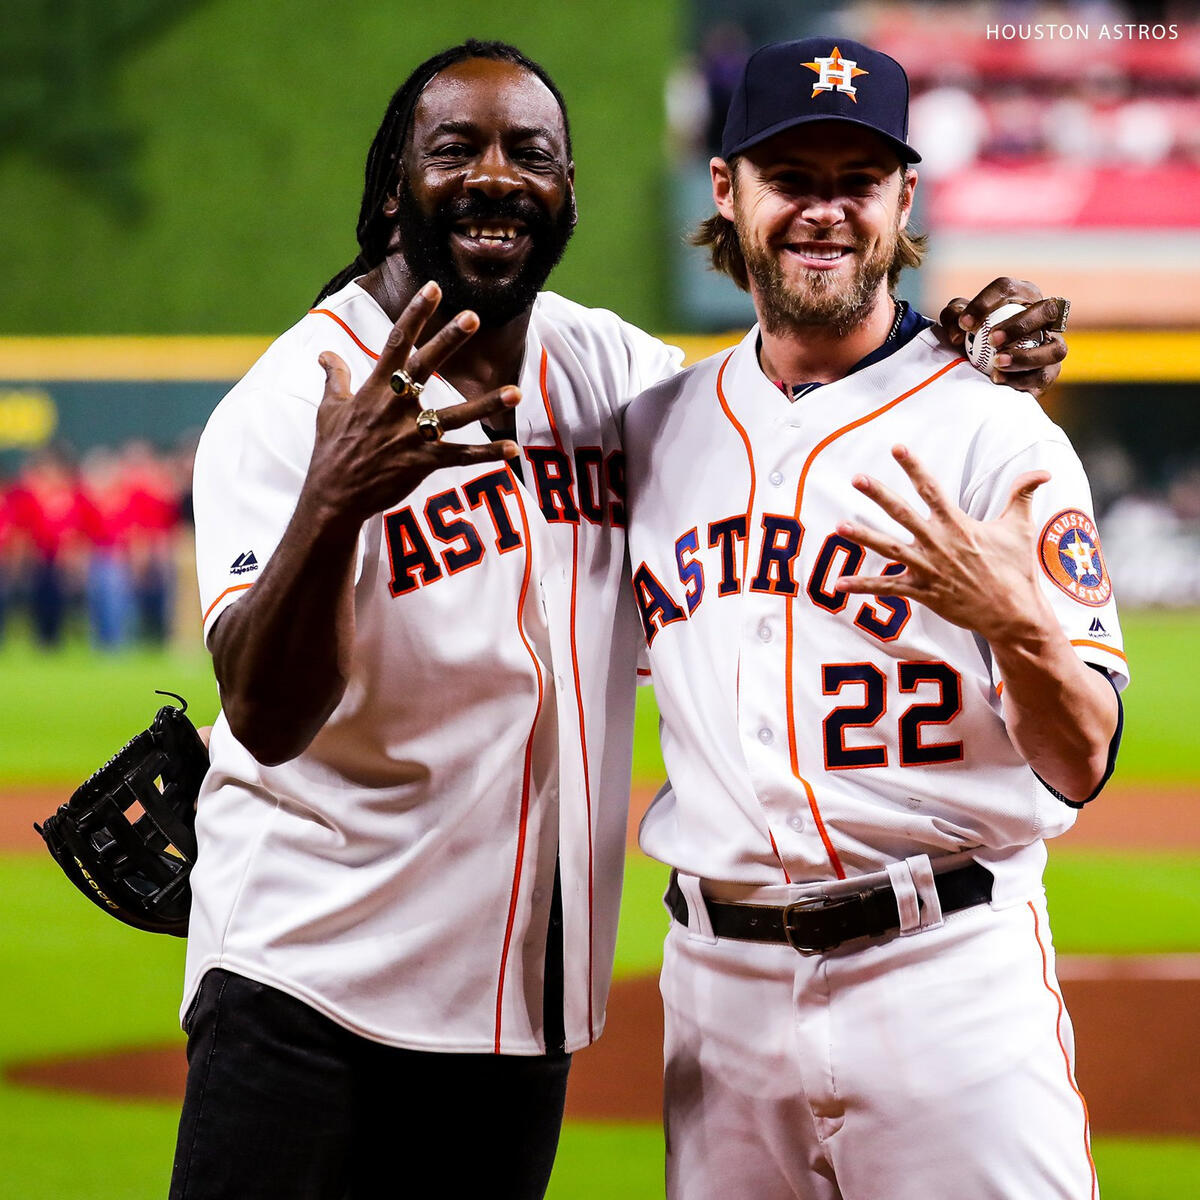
left=758, top=727, right=774, bottom=745
left=788, top=814, right=804, bottom=832
left=757, top=622, right=772, bottom=643
left=769, top=470, right=784, bottom=486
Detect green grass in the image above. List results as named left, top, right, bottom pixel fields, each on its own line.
left=1092, top=1138, right=1200, bottom=1198
left=549, top=1123, right=666, bottom=1199
left=0, top=857, right=186, bottom=1060
left=1113, top=609, right=1200, bottom=784
left=1048, top=850, right=1200, bottom=954
left=0, top=636, right=219, bottom=786
left=632, top=685, right=667, bottom=789
left=614, top=853, right=672, bottom=978
left=0, top=850, right=188, bottom=1199
left=0, top=1088, right=180, bottom=1200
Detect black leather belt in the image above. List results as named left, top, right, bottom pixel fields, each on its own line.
left=666, top=862, right=993, bottom=955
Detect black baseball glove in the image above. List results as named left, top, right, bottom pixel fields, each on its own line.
left=35, top=692, right=210, bottom=937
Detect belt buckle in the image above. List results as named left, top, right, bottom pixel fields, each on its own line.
left=782, top=889, right=874, bottom=955
left=782, top=892, right=840, bottom=956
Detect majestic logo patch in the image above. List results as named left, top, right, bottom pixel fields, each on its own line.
left=802, top=46, right=868, bottom=102
left=1039, top=510, right=1111, bottom=606
left=1088, top=617, right=1108, bottom=636
left=230, top=550, right=259, bottom=576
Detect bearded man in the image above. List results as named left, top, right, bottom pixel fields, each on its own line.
left=621, top=37, right=1120, bottom=1200
left=174, top=36, right=1074, bottom=1200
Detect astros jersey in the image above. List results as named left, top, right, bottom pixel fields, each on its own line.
left=189, top=281, right=681, bottom=1053
left=622, top=326, right=1127, bottom=903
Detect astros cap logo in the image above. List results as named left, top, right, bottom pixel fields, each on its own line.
left=802, top=46, right=869, bottom=103
left=719, top=37, right=920, bottom=164
left=1038, top=509, right=1112, bottom=606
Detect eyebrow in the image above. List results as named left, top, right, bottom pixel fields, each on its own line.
left=427, top=120, right=559, bottom=142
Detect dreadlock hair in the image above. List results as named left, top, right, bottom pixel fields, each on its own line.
left=313, top=40, right=572, bottom=305
left=691, top=160, right=927, bottom=294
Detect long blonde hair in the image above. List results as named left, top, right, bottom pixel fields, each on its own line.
left=691, top=166, right=927, bottom=293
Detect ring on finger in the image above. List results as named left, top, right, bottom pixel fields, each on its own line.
left=1048, top=297, right=1071, bottom=334
left=415, top=408, right=443, bottom=443
left=389, top=367, right=424, bottom=401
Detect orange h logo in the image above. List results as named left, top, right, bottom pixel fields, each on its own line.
left=802, top=46, right=868, bottom=102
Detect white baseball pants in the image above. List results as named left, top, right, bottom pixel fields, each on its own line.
left=661, top=880, right=1097, bottom=1200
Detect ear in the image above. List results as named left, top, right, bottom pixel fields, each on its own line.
left=897, top=167, right=917, bottom=232
left=712, top=157, right=736, bottom=222
left=381, top=164, right=405, bottom=219
left=566, top=170, right=578, bottom=229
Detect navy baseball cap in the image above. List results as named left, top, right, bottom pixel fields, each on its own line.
left=721, top=37, right=921, bottom=164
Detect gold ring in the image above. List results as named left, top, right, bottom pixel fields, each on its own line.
left=389, top=368, right=424, bottom=400
left=1049, top=297, right=1071, bottom=334
left=415, top=408, right=443, bottom=443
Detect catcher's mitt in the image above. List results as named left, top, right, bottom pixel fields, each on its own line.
left=35, top=692, right=209, bottom=937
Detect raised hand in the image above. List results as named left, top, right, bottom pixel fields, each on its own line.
left=309, top=281, right=520, bottom=524
left=832, top=445, right=1052, bottom=644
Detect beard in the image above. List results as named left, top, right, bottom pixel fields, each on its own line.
left=736, top=206, right=901, bottom=338
left=393, top=179, right=576, bottom=328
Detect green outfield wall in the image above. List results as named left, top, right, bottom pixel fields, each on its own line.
left=0, top=1, right=679, bottom=336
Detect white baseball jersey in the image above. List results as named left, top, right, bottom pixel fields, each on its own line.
left=623, top=324, right=1128, bottom=902
left=188, top=280, right=681, bottom=1054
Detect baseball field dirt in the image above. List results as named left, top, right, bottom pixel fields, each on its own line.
left=4, top=783, right=1198, bottom=1134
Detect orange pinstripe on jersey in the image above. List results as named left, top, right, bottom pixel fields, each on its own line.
left=537, top=346, right=598, bottom=1040
left=784, top=357, right=967, bottom=881
left=309, top=308, right=382, bottom=361
left=494, top=465, right=547, bottom=1052
left=715, top=352, right=756, bottom=585
left=1028, top=901, right=1098, bottom=1198
left=203, top=582, right=254, bottom=624
left=1070, top=639, right=1127, bottom=662
left=715, top=351, right=794, bottom=883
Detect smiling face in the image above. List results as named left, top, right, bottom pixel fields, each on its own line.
left=713, top=121, right=916, bottom=336
left=386, top=57, right=576, bottom=327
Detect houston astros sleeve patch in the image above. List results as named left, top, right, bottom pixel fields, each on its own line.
left=1038, top=509, right=1111, bottom=606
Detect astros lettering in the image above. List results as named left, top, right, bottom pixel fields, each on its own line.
left=632, top=519, right=909, bottom=645
left=385, top=450, right=626, bottom=596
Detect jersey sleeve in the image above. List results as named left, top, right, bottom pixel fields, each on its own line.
left=194, top=385, right=350, bottom=648
left=623, top=324, right=685, bottom=403
left=962, top=434, right=1129, bottom=691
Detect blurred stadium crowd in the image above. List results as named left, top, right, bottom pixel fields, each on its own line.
left=0, top=439, right=196, bottom=650
left=1089, top=445, right=1200, bottom=608
left=669, top=7, right=1200, bottom=172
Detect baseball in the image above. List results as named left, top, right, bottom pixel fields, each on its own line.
left=964, top=302, right=1043, bottom=374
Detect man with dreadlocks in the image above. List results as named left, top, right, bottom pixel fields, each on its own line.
left=176, top=38, right=1068, bottom=1199
left=175, top=40, right=672, bottom=1200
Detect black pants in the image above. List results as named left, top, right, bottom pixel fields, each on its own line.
left=169, top=969, right=572, bottom=1199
